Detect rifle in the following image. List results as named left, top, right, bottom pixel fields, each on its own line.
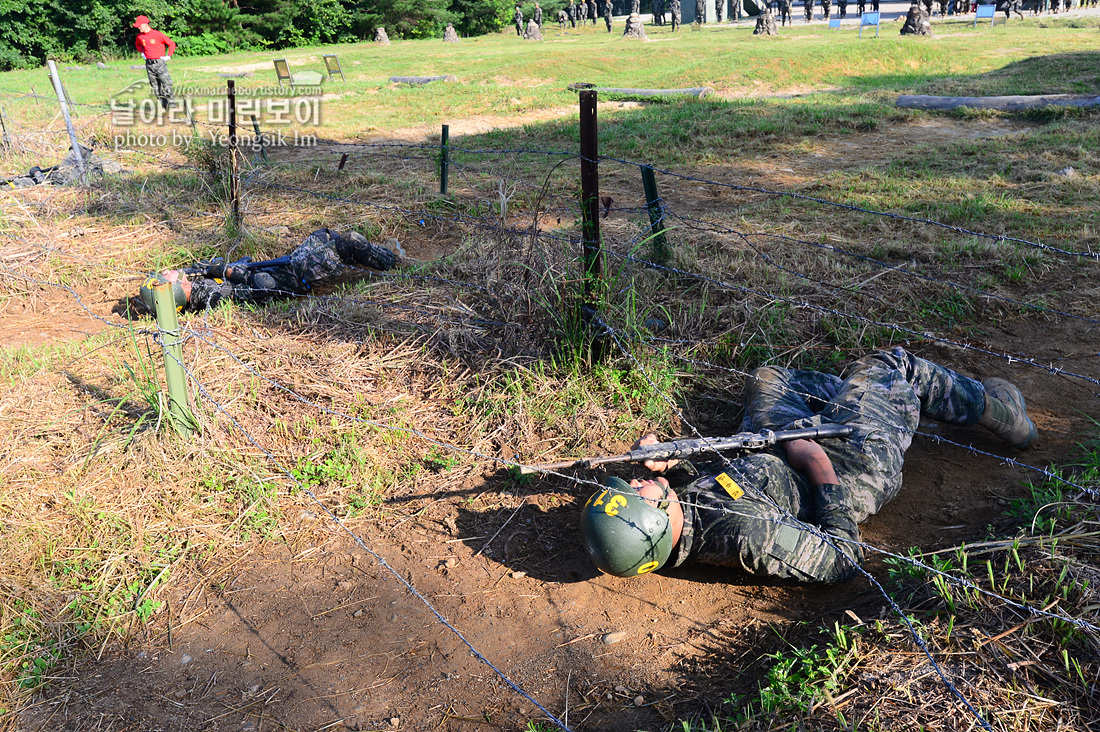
left=182, top=255, right=293, bottom=284
left=518, top=423, right=854, bottom=474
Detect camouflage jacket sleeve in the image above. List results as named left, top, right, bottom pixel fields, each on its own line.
left=186, top=276, right=237, bottom=311
left=670, top=454, right=864, bottom=583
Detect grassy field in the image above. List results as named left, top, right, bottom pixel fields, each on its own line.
left=2, top=13, right=1099, bottom=732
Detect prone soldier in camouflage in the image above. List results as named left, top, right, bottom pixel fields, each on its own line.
left=138, top=229, right=399, bottom=312
left=580, top=347, right=1037, bottom=583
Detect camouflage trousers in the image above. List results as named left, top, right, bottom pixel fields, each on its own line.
left=739, top=347, right=987, bottom=524
left=145, top=59, right=173, bottom=108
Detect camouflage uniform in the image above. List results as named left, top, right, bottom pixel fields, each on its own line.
left=605, top=0, right=614, bottom=30
left=804, top=0, right=814, bottom=20
left=145, top=59, right=173, bottom=109
left=670, top=0, right=682, bottom=28
left=514, top=6, right=524, bottom=34
left=653, top=0, right=666, bottom=24
left=696, top=0, right=707, bottom=21
left=838, top=0, right=848, bottom=17
left=184, top=229, right=397, bottom=311
left=715, top=0, right=724, bottom=21
left=568, top=0, right=577, bottom=26
left=589, top=0, right=598, bottom=23
left=665, top=348, right=988, bottom=583
left=821, top=0, right=831, bottom=18
left=534, top=2, right=543, bottom=25
left=578, top=0, right=589, bottom=23
left=778, top=0, right=793, bottom=24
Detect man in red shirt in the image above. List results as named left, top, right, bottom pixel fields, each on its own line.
left=133, top=15, right=176, bottom=109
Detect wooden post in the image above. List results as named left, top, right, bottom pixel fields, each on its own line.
left=251, top=115, right=269, bottom=164
left=227, top=80, right=241, bottom=228
left=641, top=165, right=669, bottom=262
left=338, top=153, right=348, bottom=171
left=46, top=61, right=85, bottom=184
left=153, top=281, right=197, bottom=437
left=440, top=124, right=450, bottom=195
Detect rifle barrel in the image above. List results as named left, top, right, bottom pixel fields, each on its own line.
left=517, top=423, right=853, bottom=475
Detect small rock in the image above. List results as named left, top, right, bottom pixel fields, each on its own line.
left=265, top=225, right=291, bottom=236
left=444, top=557, right=457, bottom=568
left=510, top=570, right=526, bottom=579
left=389, top=717, right=400, bottom=728
left=614, top=685, right=630, bottom=694
left=389, top=613, right=398, bottom=622
left=1055, top=166, right=1076, bottom=178
left=172, top=689, right=187, bottom=699
left=606, top=692, right=614, bottom=700
left=384, top=237, right=405, bottom=258
left=602, top=632, right=627, bottom=645
left=352, top=609, right=363, bottom=618
left=643, top=317, right=667, bottom=334
left=180, top=654, right=193, bottom=666
left=96, top=62, right=108, bottom=69
left=634, top=695, right=645, bottom=706
left=130, top=64, right=145, bottom=70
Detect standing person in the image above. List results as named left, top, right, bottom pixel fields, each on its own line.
left=578, top=348, right=1037, bottom=582
left=514, top=4, right=524, bottom=34
left=778, top=0, right=793, bottom=23
left=589, top=0, right=598, bottom=23
left=804, top=0, right=814, bottom=20
left=871, top=0, right=879, bottom=11
left=604, top=0, right=614, bottom=30
left=857, top=0, right=866, bottom=14
left=578, top=0, right=589, bottom=24
left=653, top=0, right=666, bottom=24
left=821, top=0, right=831, bottom=19
left=670, top=0, right=682, bottom=28
left=838, top=0, right=848, bottom=17
left=133, top=15, right=176, bottom=110
left=534, top=1, right=543, bottom=25
left=568, top=0, right=578, bottom=25
left=715, top=0, right=724, bottom=21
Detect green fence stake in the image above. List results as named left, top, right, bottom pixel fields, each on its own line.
left=641, top=165, right=669, bottom=262
left=153, top=280, right=197, bottom=437
left=251, top=115, right=269, bottom=164
left=440, top=124, right=450, bottom=195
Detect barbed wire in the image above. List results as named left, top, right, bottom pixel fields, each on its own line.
left=162, top=338, right=576, bottom=732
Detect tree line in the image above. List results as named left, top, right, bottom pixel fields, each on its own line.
left=0, top=0, right=579, bottom=70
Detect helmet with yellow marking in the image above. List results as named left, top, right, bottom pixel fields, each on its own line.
left=579, top=476, right=675, bottom=577
left=138, top=272, right=187, bottom=313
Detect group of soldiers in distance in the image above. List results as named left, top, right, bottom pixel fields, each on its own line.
left=514, top=0, right=1091, bottom=32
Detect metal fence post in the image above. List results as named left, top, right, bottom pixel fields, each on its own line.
left=641, top=165, right=669, bottom=262
left=46, top=60, right=85, bottom=184
left=227, top=80, right=241, bottom=228
left=579, top=90, right=603, bottom=304
left=440, top=124, right=450, bottom=195
left=152, top=281, right=197, bottom=437
left=251, top=115, right=269, bottom=164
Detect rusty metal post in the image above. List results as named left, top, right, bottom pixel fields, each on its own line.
left=227, top=80, right=241, bottom=228
left=579, top=90, right=602, bottom=304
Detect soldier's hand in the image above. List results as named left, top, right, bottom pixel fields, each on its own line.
left=635, top=432, right=679, bottom=473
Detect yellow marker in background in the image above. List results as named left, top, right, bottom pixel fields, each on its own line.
left=715, top=472, right=743, bottom=500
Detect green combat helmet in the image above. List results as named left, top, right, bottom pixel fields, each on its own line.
left=580, top=476, right=675, bottom=577
left=138, top=272, right=187, bottom=313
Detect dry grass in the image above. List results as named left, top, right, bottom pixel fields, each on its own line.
left=1, top=88, right=1099, bottom=731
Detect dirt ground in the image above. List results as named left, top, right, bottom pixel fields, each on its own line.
left=6, top=115, right=1099, bottom=732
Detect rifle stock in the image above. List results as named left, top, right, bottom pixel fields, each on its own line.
left=519, top=423, right=853, bottom=475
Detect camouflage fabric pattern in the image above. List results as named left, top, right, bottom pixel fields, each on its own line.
left=183, top=229, right=395, bottom=311
left=534, top=4, right=543, bottom=24
left=668, top=348, right=987, bottom=583
left=589, top=0, right=598, bottom=23
left=670, top=0, right=682, bottom=29
left=145, top=59, right=173, bottom=107
left=804, top=0, right=814, bottom=20
left=821, top=0, right=831, bottom=17
left=515, top=7, right=524, bottom=34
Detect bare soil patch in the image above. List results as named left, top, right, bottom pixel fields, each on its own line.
left=6, top=114, right=1098, bottom=732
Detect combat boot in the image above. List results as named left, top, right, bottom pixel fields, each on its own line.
left=979, top=378, right=1037, bottom=450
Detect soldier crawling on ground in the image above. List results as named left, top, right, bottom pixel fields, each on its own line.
left=138, top=229, right=400, bottom=313
left=579, top=347, right=1037, bottom=583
